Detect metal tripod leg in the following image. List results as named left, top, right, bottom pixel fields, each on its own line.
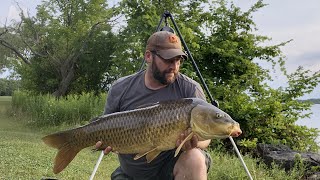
left=89, top=151, right=105, bottom=180
left=229, top=137, right=253, bottom=180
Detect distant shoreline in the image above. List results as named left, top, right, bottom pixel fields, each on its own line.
left=298, top=99, right=320, bottom=104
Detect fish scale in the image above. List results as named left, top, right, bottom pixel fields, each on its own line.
left=42, top=98, right=242, bottom=174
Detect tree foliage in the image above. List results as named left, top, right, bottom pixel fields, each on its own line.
left=0, top=78, right=20, bottom=96
left=0, top=27, right=25, bottom=73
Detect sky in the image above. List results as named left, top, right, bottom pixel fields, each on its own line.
left=234, top=0, right=320, bottom=99
left=0, top=0, right=319, bottom=99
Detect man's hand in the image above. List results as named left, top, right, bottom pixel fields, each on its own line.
left=176, top=129, right=198, bottom=151
left=95, top=141, right=113, bottom=155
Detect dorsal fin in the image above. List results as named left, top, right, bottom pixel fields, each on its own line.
left=136, top=98, right=194, bottom=109
left=136, top=102, right=160, bottom=109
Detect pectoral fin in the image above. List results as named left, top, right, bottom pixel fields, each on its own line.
left=146, top=150, right=162, bottom=163
left=174, top=132, right=194, bottom=157
left=134, top=147, right=157, bottom=160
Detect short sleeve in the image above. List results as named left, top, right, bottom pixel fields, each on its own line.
left=103, top=85, right=120, bottom=115
left=194, top=83, right=206, bottom=101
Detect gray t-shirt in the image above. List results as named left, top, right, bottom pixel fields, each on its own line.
left=104, top=70, right=206, bottom=178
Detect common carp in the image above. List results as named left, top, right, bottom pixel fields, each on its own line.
left=42, top=98, right=242, bottom=174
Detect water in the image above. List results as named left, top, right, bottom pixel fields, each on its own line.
left=296, top=104, right=320, bottom=144
left=296, top=104, right=320, bottom=129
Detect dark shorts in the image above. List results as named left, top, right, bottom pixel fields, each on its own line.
left=111, top=149, right=212, bottom=180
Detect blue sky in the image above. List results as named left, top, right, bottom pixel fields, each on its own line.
left=1, top=0, right=319, bottom=99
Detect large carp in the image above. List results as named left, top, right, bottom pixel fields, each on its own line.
left=42, top=98, right=242, bottom=174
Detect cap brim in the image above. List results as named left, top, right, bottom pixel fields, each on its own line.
left=157, top=49, right=187, bottom=60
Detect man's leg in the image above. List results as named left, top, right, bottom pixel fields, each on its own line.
left=173, top=148, right=210, bottom=180
left=111, top=167, right=133, bottom=180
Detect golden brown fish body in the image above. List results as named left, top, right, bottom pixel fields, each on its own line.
left=42, top=98, right=242, bottom=174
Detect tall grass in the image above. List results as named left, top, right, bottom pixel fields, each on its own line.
left=11, top=91, right=106, bottom=126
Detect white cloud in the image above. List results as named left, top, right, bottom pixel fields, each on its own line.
left=269, top=24, right=320, bottom=56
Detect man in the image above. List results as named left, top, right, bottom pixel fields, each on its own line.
left=97, top=31, right=211, bottom=180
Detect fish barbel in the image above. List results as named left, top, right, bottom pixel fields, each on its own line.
left=42, top=98, right=242, bottom=174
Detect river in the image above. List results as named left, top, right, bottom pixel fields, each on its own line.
left=296, top=104, right=320, bottom=144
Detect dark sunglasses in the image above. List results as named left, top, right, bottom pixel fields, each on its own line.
left=150, top=51, right=184, bottom=64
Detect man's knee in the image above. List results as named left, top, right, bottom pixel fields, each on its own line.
left=111, top=167, right=133, bottom=180
left=173, top=148, right=208, bottom=176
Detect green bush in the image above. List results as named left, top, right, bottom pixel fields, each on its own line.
left=0, top=78, right=20, bottom=96
left=11, top=91, right=106, bottom=126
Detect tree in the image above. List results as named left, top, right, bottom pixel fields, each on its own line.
left=116, top=0, right=320, bottom=151
left=0, top=27, right=25, bottom=73
left=0, top=78, right=20, bottom=96
left=0, top=0, right=118, bottom=97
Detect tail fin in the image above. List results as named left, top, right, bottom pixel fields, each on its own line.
left=42, top=131, right=82, bottom=174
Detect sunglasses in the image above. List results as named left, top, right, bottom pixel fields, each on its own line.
left=151, top=51, right=184, bottom=64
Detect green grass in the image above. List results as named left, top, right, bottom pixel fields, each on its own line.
left=0, top=96, right=118, bottom=179
left=208, top=150, right=304, bottom=180
left=0, top=96, right=304, bottom=180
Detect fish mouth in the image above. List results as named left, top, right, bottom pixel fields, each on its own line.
left=228, top=124, right=242, bottom=137
left=228, top=129, right=242, bottom=137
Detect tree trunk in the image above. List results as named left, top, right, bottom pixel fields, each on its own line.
left=52, top=58, right=76, bottom=97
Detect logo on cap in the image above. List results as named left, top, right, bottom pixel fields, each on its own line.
left=169, top=35, right=178, bottom=43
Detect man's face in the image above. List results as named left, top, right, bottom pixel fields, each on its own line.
left=151, top=53, right=182, bottom=85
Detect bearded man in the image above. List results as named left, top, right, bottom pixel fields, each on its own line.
left=98, top=31, right=212, bottom=180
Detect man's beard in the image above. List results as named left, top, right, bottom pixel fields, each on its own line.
left=152, top=62, right=178, bottom=85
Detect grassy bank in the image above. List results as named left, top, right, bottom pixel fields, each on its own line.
left=0, top=96, right=118, bottom=179
left=0, top=96, right=303, bottom=179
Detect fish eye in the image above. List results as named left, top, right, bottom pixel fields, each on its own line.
left=216, top=113, right=222, bottom=118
